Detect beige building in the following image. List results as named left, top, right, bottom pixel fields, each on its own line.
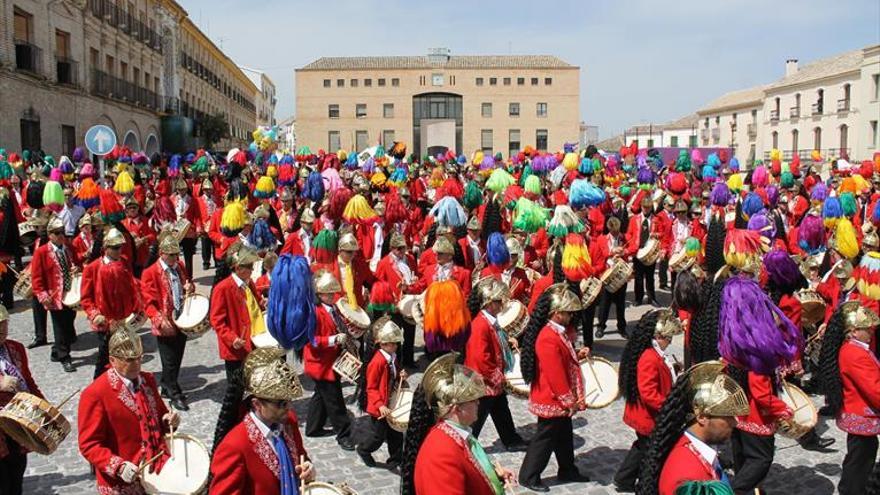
left=696, top=85, right=765, bottom=163
left=240, top=67, right=276, bottom=127
left=1, top=0, right=256, bottom=159
left=295, top=49, right=580, bottom=158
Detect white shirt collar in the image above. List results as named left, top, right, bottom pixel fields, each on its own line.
left=443, top=419, right=471, bottom=440
left=159, top=259, right=172, bottom=272
left=849, top=338, right=870, bottom=351
left=684, top=430, right=719, bottom=467
left=481, top=310, right=497, bottom=326
left=653, top=340, right=678, bottom=380
left=231, top=273, right=247, bottom=288
left=547, top=319, right=566, bottom=334
left=102, top=256, right=113, bottom=264
left=379, top=348, right=396, bottom=364
left=114, top=369, right=141, bottom=394
left=249, top=411, right=278, bottom=441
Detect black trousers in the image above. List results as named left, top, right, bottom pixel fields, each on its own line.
left=598, top=286, right=627, bottom=336
left=306, top=379, right=352, bottom=443
left=93, top=332, right=111, bottom=380
left=519, top=416, right=578, bottom=485
left=471, top=393, right=522, bottom=447
left=614, top=433, right=649, bottom=488
left=180, top=238, right=197, bottom=279
left=0, top=444, right=27, bottom=495
left=731, top=430, right=774, bottom=493
left=49, top=308, right=76, bottom=363
left=357, top=415, right=402, bottom=462
left=157, top=332, right=188, bottom=396
left=839, top=433, right=878, bottom=495
left=31, top=298, right=47, bottom=342
left=390, top=313, right=416, bottom=367
left=658, top=258, right=669, bottom=287
left=200, top=236, right=213, bottom=267
left=1, top=270, right=15, bottom=309
left=633, top=260, right=656, bottom=303
left=581, top=300, right=597, bottom=348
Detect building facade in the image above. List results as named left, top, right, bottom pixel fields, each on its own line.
left=295, top=49, right=580, bottom=158
left=240, top=66, right=276, bottom=127
left=1, top=0, right=256, bottom=159
left=696, top=86, right=765, bottom=163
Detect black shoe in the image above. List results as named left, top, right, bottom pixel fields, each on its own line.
left=160, top=389, right=172, bottom=399
left=818, top=405, right=834, bottom=417
left=357, top=451, right=376, bottom=467
left=62, top=361, right=76, bottom=373
left=558, top=470, right=590, bottom=483
left=305, top=429, right=336, bottom=438
left=387, top=464, right=401, bottom=475
left=799, top=435, right=835, bottom=452
left=635, top=298, right=645, bottom=306
left=595, top=327, right=605, bottom=339
left=614, top=481, right=636, bottom=493
left=504, top=441, right=528, bottom=452
left=27, top=339, right=48, bottom=349
left=338, top=440, right=356, bottom=451
left=170, top=397, right=190, bottom=411
left=519, top=480, right=549, bottom=492
left=202, top=263, right=211, bottom=270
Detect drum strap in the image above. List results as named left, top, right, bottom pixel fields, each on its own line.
left=270, top=429, right=300, bottom=495
left=0, top=346, right=28, bottom=393
left=132, top=385, right=169, bottom=473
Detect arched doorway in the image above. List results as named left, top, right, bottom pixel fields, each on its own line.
left=144, top=134, right=159, bottom=157
left=412, top=93, right=462, bottom=160
left=123, top=130, right=140, bottom=151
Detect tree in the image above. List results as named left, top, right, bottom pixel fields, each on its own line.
left=200, top=113, right=230, bottom=149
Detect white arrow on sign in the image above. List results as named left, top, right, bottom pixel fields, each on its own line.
left=94, top=129, right=112, bottom=152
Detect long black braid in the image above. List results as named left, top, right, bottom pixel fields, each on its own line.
left=481, top=198, right=502, bottom=241
left=467, top=285, right=484, bottom=319
left=727, top=364, right=752, bottom=397
left=636, top=374, right=693, bottom=495
left=705, top=218, right=726, bottom=276
left=521, top=290, right=553, bottom=384
left=818, top=307, right=848, bottom=416
left=452, top=225, right=467, bottom=267
left=425, top=222, right=437, bottom=250
left=620, top=311, right=661, bottom=404
left=400, top=384, right=433, bottom=495
left=210, top=366, right=246, bottom=456
left=690, top=279, right=724, bottom=364
left=672, top=270, right=702, bottom=314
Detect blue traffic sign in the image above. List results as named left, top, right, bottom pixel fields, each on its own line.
left=84, top=125, right=117, bottom=156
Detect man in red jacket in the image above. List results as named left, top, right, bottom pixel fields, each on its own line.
left=209, top=347, right=315, bottom=495
left=655, top=196, right=675, bottom=290
left=458, top=215, right=484, bottom=270
left=373, top=232, right=418, bottom=367
left=0, top=305, right=44, bottom=495
left=141, top=236, right=194, bottom=411
left=29, top=215, right=79, bottom=372
left=78, top=326, right=179, bottom=495
left=626, top=196, right=660, bottom=305
left=411, top=237, right=472, bottom=298
left=304, top=270, right=355, bottom=450
left=121, top=197, right=156, bottom=278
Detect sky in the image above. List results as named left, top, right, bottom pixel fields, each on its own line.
left=180, top=0, right=880, bottom=139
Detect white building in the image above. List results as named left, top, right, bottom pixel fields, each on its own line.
left=277, top=115, right=295, bottom=151
left=240, top=67, right=277, bottom=127
left=696, top=86, right=765, bottom=163
left=661, top=114, right=700, bottom=149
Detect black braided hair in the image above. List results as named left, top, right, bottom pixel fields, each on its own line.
left=211, top=365, right=246, bottom=456
left=452, top=234, right=467, bottom=267
left=766, top=269, right=807, bottom=306
left=467, top=284, right=484, bottom=318
left=620, top=311, right=661, bottom=404
left=400, top=383, right=433, bottom=495
left=636, top=374, right=692, bottom=495
left=705, top=218, right=726, bottom=276
left=727, top=364, right=751, bottom=397
left=690, top=279, right=724, bottom=364
left=672, top=270, right=702, bottom=314
left=734, top=200, right=748, bottom=229
left=88, top=228, right=104, bottom=261
left=818, top=306, right=848, bottom=416
left=521, top=290, right=553, bottom=384
left=425, top=222, right=437, bottom=250
left=481, top=198, right=502, bottom=242
left=356, top=322, right=379, bottom=412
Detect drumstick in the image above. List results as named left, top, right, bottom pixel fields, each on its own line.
left=56, top=387, right=81, bottom=410
left=169, top=421, right=175, bottom=458
left=138, top=452, right=165, bottom=474
left=299, top=455, right=306, bottom=493
left=183, top=435, right=189, bottom=478
left=587, top=360, right=603, bottom=392
left=492, top=459, right=514, bottom=494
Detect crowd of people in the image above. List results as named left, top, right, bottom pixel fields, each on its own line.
left=0, top=136, right=878, bottom=495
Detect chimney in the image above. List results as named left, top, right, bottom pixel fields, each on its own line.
left=785, top=59, right=799, bottom=77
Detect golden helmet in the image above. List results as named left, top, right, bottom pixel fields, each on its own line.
left=433, top=237, right=455, bottom=256
left=389, top=231, right=407, bottom=249
left=104, top=228, right=126, bottom=248
left=548, top=283, right=583, bottom=314
left=422, top=353, right=485, bottom=418
left=476, top=277, right=508, bottom=306
left=338, top=232, right=359, bottom=252
left=653, top=309, right=684, bottom=339
left=840, top=301, right=880, bottom=330
left=687, top=361, right=750, bottom=419
left=109, top=327, right=144, bottom=360
left=374, top=316, right=404, bottom=344
left=244, top=347, right=303, bottom=401
left=314, top=269, right=342, bottom=294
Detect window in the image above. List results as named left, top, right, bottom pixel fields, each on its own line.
left=55, top=30, right=70, bottom=58
left=509, top=129, right=521, bottom=158
left=328, top=104, right=339, bottom=118
left=481, top=102, right=492, bottom=118
left=536, top=102, right=548, bottom=118
left=14, top=9, right=32, bottom=42
left=356, top=104, right=367, bottom=118
left=489, top=77, right=497, bottom=86
left=870, top=121, right=878, bottom=148
left=751, top=109, right=758, bottom=121
left=350, top=79, right=358, bottom=87
left=531, top=77, right=538, bottom=86
left=509, top=102, right=520, bottom=117
left=120, top=62, right=128, bottom=81
left=647, top=139, right=654, bottom=147
left=481, top=129, right=493, bottom=153
left=378, top=78, right=386, bottom=87
left=873, top=74, right=879, bottom=101
left=688, top=135, right=698, bottom=148
left=503, top=77, right=511, bottom=86
left=105, top=55, right=114, bottom=75
left=813, top=127, right=822, bottom=151
left=336, top=79, right=344, bottom=87
left=840, top=124, right=849, bottom=151
left=90, top=48, right=99, bottom=69
left=815, top=89, right=824, bottom=114
left=536, top=130, right=548, bottom=151
left=772, top=131, right=779, bottom=149
left=20, top=118, right=40, bottom=152
left=392, top=78, right=400, bottom=87
left=328, top=131, right=340, bottom=151
left=364, top=79, right=372, bottom=87
left=544, top=77, right=552, bottom=85
left=792, top=129, right=799, bottom=153
left=715, top=116, right=720, bottom=125
left=383, top=103, right=394, bottom=118
left=431, top=74, right=443, bottom=86
left=670, top=136, right=679, bottom=147
left=61, top=125, right=75, bottom=157
left=382, top=130, right=395, bottom=146
left=355, top=131, right=369, bottom=151
left=323, top=79, right=331, bottom=87
left=476, top=77, right=484, bottom=86
left=517, top=77, right=524, bottom=86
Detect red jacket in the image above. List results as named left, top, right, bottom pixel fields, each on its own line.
left=141, top=259, right=190, bottom=337
left=0, top=340, right=44, bottom=459
left=254, top=273, right=271, bottom=299
left=778, top=293, right=802, bottom=330
left=458, top=236, right=484, bottom=270
left=121, top=217, right=156, bottom=268
left=365, top=350, right=398, bottom=418
left=209, top=412, right=309, bottom=495
left=170, top=194, right=203, bottom=237
left=528, top=273, right=555, bottom=313
left=414, top=421, right=497, bottom=495
left=625, top=213, right=662, bottom=258
left=464, top=312, right=506, bottom=396
left=81, top=258, right=142, bottom=331
left=417, top=247, right=437, bottom=275
left=528, top=324, right=583, bottom=418
left=375, top=253, right=418, bottom=300
left=654, top=210, right=674, bottom=254
left=280, top=229, right=312, bottom=259
left=303, top=305, right=341, bottom=382
left=78, top=369, right=170, bottom=494
left=658, top=434, right=719, bottom=495
left=411, top=263, right=472, bottom=298
left=210, top=275, right=260, bottom=361
left=836, top=340, right=880, bottom=436
left=816, top=276, right=844, bottom=325
left=623, top=348, right=674, bottom=436
left=207, top=207, right=226, bottom=259
left=71, top=231, right=95, bottom=262
left=735, top=371, right=792, bottom=436
left=30, top=240, right=79, bottom=311
left=479, top=265, right=530, bottom=303
left=311, top=258, right=375, bottom=308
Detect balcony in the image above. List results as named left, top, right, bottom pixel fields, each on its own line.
left=56, top=57, right=78, bottom=86
left=763, top=148, right=851, bottom=161
left=747, top=123, right=757, bottom=139
left=700, top=128, right=710, bottom=141
left=711, top=128, right=720, bottom=141
left=770, top=109, right=779, bottom=122
left=89, top=0, right=162, bottom=53
left=14, top=40, right=42, bottom=74
left=789, top=107, right=800, bottom=119
left=811, top=103, right=823, bottom=116
left=837, top=99, right=850, bottom=112
left=91, top=69, right=159, bottom=111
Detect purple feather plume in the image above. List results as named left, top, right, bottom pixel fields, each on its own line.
left=763, top=249, right=801, bottom=290
left=810, top=183, right=828, bottom=202
left=710, top=182, right=730, bottom=207
left=797, top=215, right=825, bottom=253
left=747, top=212, right=776, bottom=240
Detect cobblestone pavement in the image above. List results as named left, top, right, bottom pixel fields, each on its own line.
left=8, top=260, right=843, bottom=494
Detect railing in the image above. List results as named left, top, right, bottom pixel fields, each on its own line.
left=14, top=40, right=42, bottom=74
left=763, top=148, right=851, bottom=160
left=56, top=57, right=78, bottom=86
left=91, top=69, right=159, bottom=111
left=163, top=96, right=180, bottom=114
left=790, top=107, right=800, bottom=119
left=837, top=99, right=850, bottom=112
left=811, top=103, right=823, bottom=116
left=770, top=109, right=779, bottom=122
left=747, top=123, right=757, bottom=138
left=89, top=0, right=162, bottom=53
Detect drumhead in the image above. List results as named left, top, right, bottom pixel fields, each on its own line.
left=397, top=295, right=419, bottom=319
left=252, top=330, right=280, bottom=349
left=62, top=274, right=83, bottom=307
left=497, top=301, right=524, bottom=329
left=580, top=357, right=619, bottom=408
left=304, top=482, right=352, bottom=494
left=142, top=434, right=210, bottom=495
left=174, top=294, right=210, bottom=328
left=504, top=352, right=529, bottom=398
left=250, top=259, right=263, bottom=283
left=388, top=389, right=414, bottom=432
left=780, top=382, right=817, bottom=429
left=335, top=299, right=371, bottom=329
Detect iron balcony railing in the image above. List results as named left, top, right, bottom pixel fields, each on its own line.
left=14, top=40, right=42, bottom=74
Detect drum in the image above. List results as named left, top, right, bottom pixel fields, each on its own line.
left=173, top=219, right=192, bottom=242
left=637, top=238, right=661, bottom=265
left=504, top=351, right=530, bottom=399
left=668, top=250, right=691, bottom=273
left=580, top=357, right=620, bottom=408
left=13, top=266, right=32, bottom=300
left=496, top=300, right=529, bottom=339
left=334, top=299, right=370, bottom=338
left=579, top=277, right=602, bottom=307
left=332, top=351, right=362, bottom=384
left=777, top=382, right=817, bottom=439
left=797, top=289, right=826, bottom=326
left=62, top=273, right=83, bottom=310
left=141, top=433, right=210, bottom=495
left=303, top=481, right=358, bottom=494
left=396, top=294, right=421, bottom=324
left=525, top=267, right=542, bottom=285
left=600, top=258, right=632, bottom=293
left=174, top=294, right=211, bottom=337
left=0, top=392, right=71, bottom=455
left=386, top=388, right=413, bottom=433
left=18, top=223, right=37, bottom=248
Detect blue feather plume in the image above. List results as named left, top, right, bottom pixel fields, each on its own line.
left=248, top=220, right=277, bottom=250
left=302, top=171, right=325, bottom=202
left=570, top=179, right=606, bottom=209
left=429, top=196, right=468, bottom=227
left=822, top=196, right=842, bottom=220
left=873, top=201, right=880, bottom=223
left=487, top=232, right=510, bottom=266
left=742, top=192, right=764, bottom=218
left=267, top=255, right=316, bottom=350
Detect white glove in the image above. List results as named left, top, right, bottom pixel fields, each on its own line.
left=118, top=461, right=138, bottom=483
left=336, top=333, right=349, bottom=346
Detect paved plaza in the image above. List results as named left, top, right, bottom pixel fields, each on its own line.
left=7, top=261, right=844, bottom=494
